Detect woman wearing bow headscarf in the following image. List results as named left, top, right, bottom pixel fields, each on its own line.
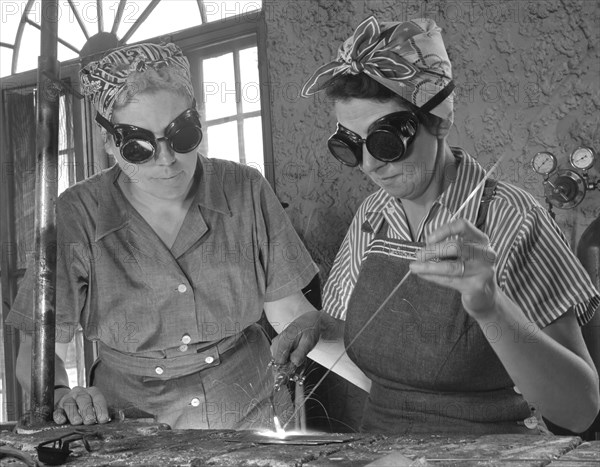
left=272, top=17, right=599, bottom=435
left=8, top=42, right=320, bottom=430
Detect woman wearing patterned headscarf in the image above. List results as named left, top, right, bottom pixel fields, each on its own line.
left=272, top=17, right=599, bottom=434
left=8, top=42, right=320, bottom=430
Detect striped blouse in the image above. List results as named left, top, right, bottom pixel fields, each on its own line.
left=323, top=148, right=600, bottom=328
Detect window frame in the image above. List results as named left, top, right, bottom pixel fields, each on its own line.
left=190, top=35, right=262, bottom=167
left=166, top=11, right=275, bottom=185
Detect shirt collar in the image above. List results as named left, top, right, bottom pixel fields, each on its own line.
left=436, top=148, right=486, bottom=224
left=364, top=148, right=487, bottom=235
left=192, top=155, right=232, bottom=217
left=95, top=165, right=130, bottom=241
left=95, top=155, right=231, bottom=241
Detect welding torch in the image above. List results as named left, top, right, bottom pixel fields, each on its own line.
left=269, top=359, right=307, bottom=432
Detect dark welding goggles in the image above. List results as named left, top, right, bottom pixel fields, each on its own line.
left=95, top=100, right=203, bottom=164
left=328, top=80, right=456, bottom=167
left=328, top=111, right=419, bottom=167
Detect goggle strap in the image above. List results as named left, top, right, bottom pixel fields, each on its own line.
left=419, top=80, right=455, bottom=115
left=95, top=112, right=115, bottom=137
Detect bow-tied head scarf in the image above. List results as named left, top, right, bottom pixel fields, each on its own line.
left=80, top=42, right=194, bottom=121
left=302, top=17, right=454, bottom=133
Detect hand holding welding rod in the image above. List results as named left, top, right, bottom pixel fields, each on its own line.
left=410, top=218, right=499, bottom=318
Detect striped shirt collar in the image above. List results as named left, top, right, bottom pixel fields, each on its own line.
left=364, top=148, right=487, bottom=241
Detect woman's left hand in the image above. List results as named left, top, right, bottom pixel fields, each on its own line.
left=409, top=218, right=498, bottom=320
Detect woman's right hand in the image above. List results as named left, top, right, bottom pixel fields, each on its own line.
left=270, top=310, right=324, bottom=368
left=53, top=386, right=111, bottom=425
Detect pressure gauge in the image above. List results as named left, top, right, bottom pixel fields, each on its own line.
left=531, top=151, right=557, bottom=175
left=569, top=147, right=596, bottom=170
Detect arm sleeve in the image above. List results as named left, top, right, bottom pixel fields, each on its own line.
left=5, top=193, right=90, bottom=342
left=322, top=202, right=372, bottom=320
left=255, top=174, right=319, bottom=302
left=500, top=205, right=600, bottom=328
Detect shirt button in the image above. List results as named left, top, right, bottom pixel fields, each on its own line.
left=177, top=284, right=187, bottom=293
left=179, top=344, right=188, bottom=352
left=181, top=334, right=191, bottom=344
left=205, top=356, right=214, bottom=364
left=190, top=397, right=201, bottom=407
left=155, top=366, right=164, bottom=375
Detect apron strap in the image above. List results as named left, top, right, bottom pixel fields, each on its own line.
left=475, top=178, right=497, bottom=230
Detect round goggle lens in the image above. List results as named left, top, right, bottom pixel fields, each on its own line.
left=122, top=139, right=155, bottom=163
left=367, top=130, right=406, bottom=161
left=328, top=139, right=359, bottom=167
left=171, top=126, right=202, bottom=153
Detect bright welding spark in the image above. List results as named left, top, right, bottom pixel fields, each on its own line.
left=273, top=416, right=285, bottom=436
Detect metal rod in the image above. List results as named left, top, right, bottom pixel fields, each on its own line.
left=29, top=0, right=60, bottom=426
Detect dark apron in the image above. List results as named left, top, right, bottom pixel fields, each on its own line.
left=344, top=181, right=539, bottom=434
left=90, top=323, right=292, bottom=430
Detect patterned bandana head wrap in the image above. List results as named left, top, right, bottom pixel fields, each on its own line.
left=301, top=17, right=454, bottom=131
left=80, top=42, right=194, bottom=120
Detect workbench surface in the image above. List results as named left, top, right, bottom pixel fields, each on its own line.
left=1, top=420, right=598, bottom=466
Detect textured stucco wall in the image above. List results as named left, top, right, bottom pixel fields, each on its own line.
left=264, top=0, right=600, bottom=281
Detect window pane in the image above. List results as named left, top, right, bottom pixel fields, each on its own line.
left=206, top=121, right=239, bottom=162
left=0, top=1, right=24, bottom=44
left=204, top=0, right=262, bottom=22
left=57, top=42, right=78, bottom=64
left=116, top=0, right=145, bottom=40
left=0, top=47, right=13, bottom=78
left=16, top=24, right=40, bottom=73
left=127, top=1, right=202, bottom=44
left=65, top=340, right=79, bottom=388
left=71, top=0, right=100, bottom=34
left=58, top=95, right=73, bottom=195
left=58, top=1, right=87, bottom=50
left=239, top=47, right=260, bottom=113
left=243, top=117, right=264, bottom=174
left=203, top=53, right=236, bottom=121
left=25, top=0, right=41, bottom=26
left=101, top=0, right=125, bottom=33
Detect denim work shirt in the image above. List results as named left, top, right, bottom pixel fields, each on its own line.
left=8, top=155, right=318, bottom=354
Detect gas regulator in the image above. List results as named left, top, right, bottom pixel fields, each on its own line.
left=531, top=147, right=599, bottom=217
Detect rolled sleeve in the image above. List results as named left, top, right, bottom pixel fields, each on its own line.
left=322, top=201, right=373, bottom=320
left=255, top=176, right=318, bottom=302
left=502, top=206, right=600, bottom=328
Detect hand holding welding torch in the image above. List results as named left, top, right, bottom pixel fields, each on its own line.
left=270, top=310, right=343, bottom=369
